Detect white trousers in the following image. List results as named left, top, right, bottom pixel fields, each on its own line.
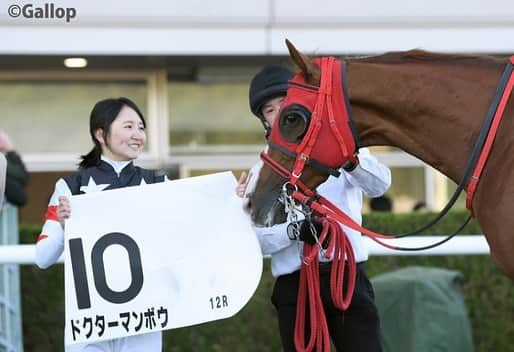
left=66, top=331, right=162, bottom=352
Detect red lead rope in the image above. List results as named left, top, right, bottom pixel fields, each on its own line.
left=261, top=55, right=514, bottom=352
left=294, top=217, right=357, bottom=352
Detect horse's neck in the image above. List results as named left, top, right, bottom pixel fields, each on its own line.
left=346, top=57, right=505, bottom=183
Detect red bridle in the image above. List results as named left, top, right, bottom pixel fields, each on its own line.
left=266, top=56, right=358, bottom=185
left=262, top=57, right=361, bottom=352
left=260, top=55, right=514, bottom=352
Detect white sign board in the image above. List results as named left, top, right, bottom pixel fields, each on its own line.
left=64, top=172, right=262, bottom=345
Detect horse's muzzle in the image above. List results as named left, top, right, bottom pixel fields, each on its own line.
left=250, top=190, right=286, bottom=227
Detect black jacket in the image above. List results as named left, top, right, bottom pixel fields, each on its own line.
left=63, top=161, right=165, bottom=195
left=5, top=151, right=29, bottom=206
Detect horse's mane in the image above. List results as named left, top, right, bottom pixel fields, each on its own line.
left=349, top=50, right=503, bottom=67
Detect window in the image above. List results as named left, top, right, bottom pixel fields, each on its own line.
left=0, top=81, right=147, bottom=154
left=168, top=82, right=263, bottom=149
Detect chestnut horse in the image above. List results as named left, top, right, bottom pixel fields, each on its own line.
left=250, top=41, right=514, bottom=280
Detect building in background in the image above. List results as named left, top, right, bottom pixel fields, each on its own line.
left=1, top=0, right=513, bottom=223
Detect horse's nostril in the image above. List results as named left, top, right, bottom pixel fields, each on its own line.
left=244, top=198, right=253, bottom=215
left=247, top=194, right=256, bottom=219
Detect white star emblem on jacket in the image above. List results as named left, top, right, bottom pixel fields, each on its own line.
left=80, top=177, right=110, bottom=194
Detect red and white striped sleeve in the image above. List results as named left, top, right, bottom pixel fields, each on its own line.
left=35, top=178, right=72, bottom=269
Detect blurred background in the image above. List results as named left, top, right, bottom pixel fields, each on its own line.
left=2, top=0, right=513, bottom=223
left=1, top=0, right=514, bottom=350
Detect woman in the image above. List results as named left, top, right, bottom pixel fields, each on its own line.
left=35, top=97, right=165, bottom=352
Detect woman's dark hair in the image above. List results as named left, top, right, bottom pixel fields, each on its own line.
left=79, top=97, right=146, bottom=169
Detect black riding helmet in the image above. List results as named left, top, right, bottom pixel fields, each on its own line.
left=249, top=66, right=293, bottom=137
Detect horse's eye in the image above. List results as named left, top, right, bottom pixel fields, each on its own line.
left=279, top=104, right=311, bottom=144
left=284, top=114, right=299, bottom=125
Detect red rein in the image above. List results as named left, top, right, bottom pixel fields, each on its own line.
left=262, top=56, right=360, bottom=352
left=294, top=218, right=356, bottom=352
left=263, top=55, right=514, bottom=351
left=466, top=56, right=514, bottom=214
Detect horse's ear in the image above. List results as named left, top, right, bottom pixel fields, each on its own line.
left=285, top=39, right=320, bottom=85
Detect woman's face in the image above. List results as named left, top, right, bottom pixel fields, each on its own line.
left=96, top=106, right=146, bottom=161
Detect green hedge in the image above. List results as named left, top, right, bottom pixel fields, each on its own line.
left=20, top=211, right=514, bottom=351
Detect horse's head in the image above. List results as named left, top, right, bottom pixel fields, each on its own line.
left=250, top=40, right=358, bottom=227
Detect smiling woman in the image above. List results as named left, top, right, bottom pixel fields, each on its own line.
left=89, top=105, right=147, bottom=164
left=34, top=97, right=166, bottom=352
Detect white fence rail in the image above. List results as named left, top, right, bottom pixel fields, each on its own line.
left=2, top=235, right=490, bottom=265
left=364, top=235, right=490, bottom=256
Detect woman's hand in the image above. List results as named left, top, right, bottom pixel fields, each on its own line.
left=235, top=171, right=253, bottom=214
left=235, top=171, right=249, bottom=198
left=57, top=196, right=71, bottom=228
